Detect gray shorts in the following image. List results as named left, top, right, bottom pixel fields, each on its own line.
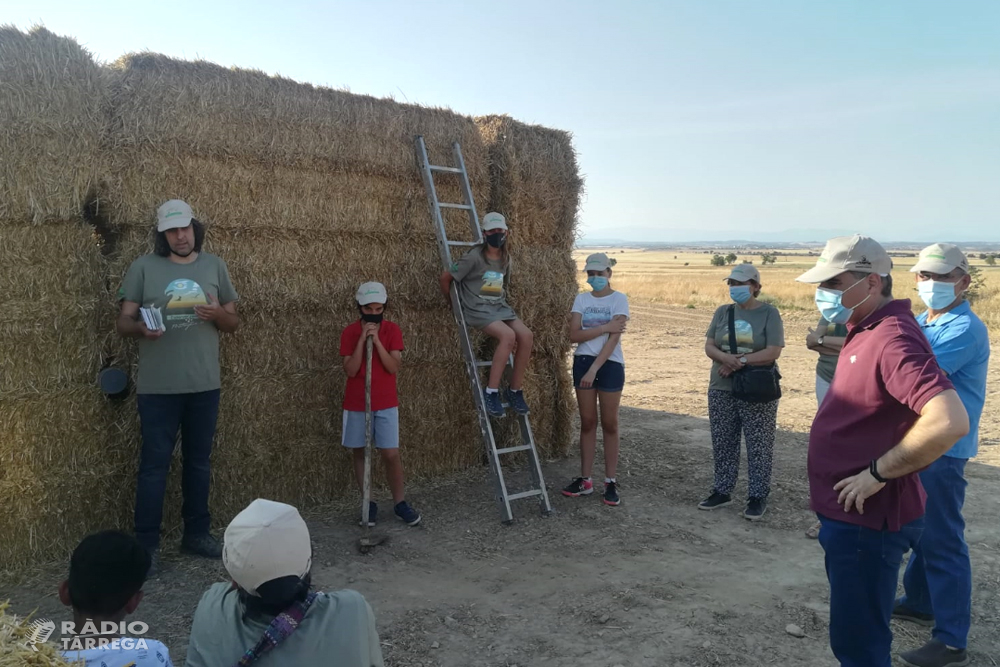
left=341, top=407, right=399, bottom=449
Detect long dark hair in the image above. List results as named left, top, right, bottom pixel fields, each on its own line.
left=239, top=573, right=313, bottom=618
left=154, top=219, right=206, bottom=257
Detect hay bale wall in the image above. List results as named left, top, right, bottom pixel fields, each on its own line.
left=0, top=36, right=583, bottom=569
left=0, top=27, right=129, bottom=570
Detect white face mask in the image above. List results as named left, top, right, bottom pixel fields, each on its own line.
left=814, top=276, right=872, bottom=325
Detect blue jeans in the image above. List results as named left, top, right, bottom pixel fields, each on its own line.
left=134, top=390, right=220, bottom=551
left=900, top=456, right=971, bottom=649
left=818, top=514, right=925, bottom=667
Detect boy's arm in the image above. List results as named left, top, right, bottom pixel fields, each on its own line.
left=372, top=335, right=401, bottom=375
left=343, top=333, right=366, bottom=377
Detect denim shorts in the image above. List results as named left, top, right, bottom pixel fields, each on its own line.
left=341, top=407, right=399, bottom=449
left=572, top=356, right=625, bottom=392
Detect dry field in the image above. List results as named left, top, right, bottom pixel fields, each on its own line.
left=3, top=248, right=999, bottom=666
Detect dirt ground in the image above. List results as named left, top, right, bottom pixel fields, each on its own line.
left=4, top=303, right=1000, bottom=666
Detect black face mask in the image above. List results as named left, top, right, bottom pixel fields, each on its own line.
left=361, top=312, right=384, bottom=324
left=486, top=233, right=507, bottom=248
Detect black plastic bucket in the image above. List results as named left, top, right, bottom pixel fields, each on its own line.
left=98, top=367, right=130, bottom=400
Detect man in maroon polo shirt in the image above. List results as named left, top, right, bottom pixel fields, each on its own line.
left=796, top=235, right=969, bottom=667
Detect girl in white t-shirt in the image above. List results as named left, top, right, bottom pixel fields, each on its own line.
left=562, top=252, right=630, bottom=506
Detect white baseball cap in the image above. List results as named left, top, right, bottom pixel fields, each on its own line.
left=222, top=499, right=312, bottom=596
left=156, top=199, right=194, bottom=232
left=796, top=234, right=892, bottom=283
left=482, top=212, right=508, bottom=231
left=911, top=243, right=970, bottom=275
left=356, top=281, right=387, bottom=305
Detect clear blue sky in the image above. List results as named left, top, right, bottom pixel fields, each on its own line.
left=9, top=1, right=1000, bottom=242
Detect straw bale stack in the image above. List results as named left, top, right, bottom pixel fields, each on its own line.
left=0, top=25, right=107, bottom=224
left=0, top=27, right=128, bottom=569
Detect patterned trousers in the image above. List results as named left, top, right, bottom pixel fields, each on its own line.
left=707, top=389, right=779, bottom=500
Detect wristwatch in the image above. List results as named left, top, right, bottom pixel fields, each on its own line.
left=817, top=335, right=825, bottom=346
left=739, top=355, right=747, bottom=365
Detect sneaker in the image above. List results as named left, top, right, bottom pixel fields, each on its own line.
left=484, top=390, right=505, bottom=417
left=900, top=639, right=969, bottom=667
left=180, top=533, right=222, bottom=559
left=395, top=501, right=421, bottom=526
left=505, top=389, right=530, bottom=415
left=893, top=601, right=935, bottom=628
left=561, top=477, right=594, bottom=497
left=359, top=501, right=377, bottom=527
left=743, top=497, right=767, bottom=521
left=697, top=491, right=732, bottom=510
left=603, top=481, right=620, bottom=506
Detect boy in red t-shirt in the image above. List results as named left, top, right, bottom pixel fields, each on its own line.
left=340, top=282, right=421, bottom=527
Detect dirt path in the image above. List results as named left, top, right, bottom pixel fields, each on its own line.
left=4, top=304, right=1000, bottom=666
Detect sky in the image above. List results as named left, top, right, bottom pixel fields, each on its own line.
left=7, top=1, right=1000, bottom=243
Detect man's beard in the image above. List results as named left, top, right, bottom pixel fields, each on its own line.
left=171, top=246, right=193, bottom=258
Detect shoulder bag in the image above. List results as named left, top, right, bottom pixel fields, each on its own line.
left=728, top=305, right=782, bottom=403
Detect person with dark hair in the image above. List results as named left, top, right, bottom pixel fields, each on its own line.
left=340, top=281, right=420, bottom=527
left=796, top=235, right=970, bottom=667
left=439, top=212, right=534, bottom=418
left=185, top=499, right=384, bottom=667
left=116, top=199, right=240, bottom=574
left=58, top=530, right=173, bottom=666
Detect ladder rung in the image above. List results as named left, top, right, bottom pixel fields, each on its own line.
left=438, top=202, right=472, bottom=210
left=496, top=445, right=532, bottom=455
left=448, top=240, right=479, bottom=247
left=430, top=165, right=462, bottom=174
left=475, top=360, right=492, bottom=367
left=507, top=489, right=544, bottom=501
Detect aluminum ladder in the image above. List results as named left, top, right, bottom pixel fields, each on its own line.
left=415, top=135, right=552, bottom=524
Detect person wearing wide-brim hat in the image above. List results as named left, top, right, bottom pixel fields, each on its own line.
left=561, top=252, right=630, bottom=506
left=794, top=234, right=969, bottom=667
left=891, top=243, right=989, bottom=667
left=699, top=262, right=785, bottom=521
left=439, top=212, right=535, bottom=418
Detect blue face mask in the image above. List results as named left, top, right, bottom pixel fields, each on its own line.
left=814, top=277, right=870, bottom=325
left=729, top=285, right=752, bottom=304
left=917, top=280, right=957, bottom=310
left=587, top=276, right=609, bottom=291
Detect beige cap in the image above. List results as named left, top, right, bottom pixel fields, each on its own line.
left=724, top=264, right=760, bottom=283
left=584, top=252, right=613, bottom=272
left=796, top=234, right=892, bottom=283
left=482, top=212, right=508, bottom=231
left=222, top=499, right=312, bottom=596
left=356, top=281, right=387, bottom=305
left=911, top=243, right=969, bottom=275
left=156, top=199, right=194, bottom=232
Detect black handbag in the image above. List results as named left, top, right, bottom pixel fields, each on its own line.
left=727, top=305, right=782, bottom=403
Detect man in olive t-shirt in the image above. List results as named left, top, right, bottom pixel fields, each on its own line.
left=806, top=317, right=848, bottom=405
left=116, top=200, right=239, bottom=572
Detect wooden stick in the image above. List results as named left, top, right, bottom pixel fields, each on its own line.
left=362, top=335, right=374, bottom=536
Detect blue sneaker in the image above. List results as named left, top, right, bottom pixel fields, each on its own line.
left=505, top=389, right=530, bottom=415
left=359, top=501, right=377, bottom=527
left=484, top=390, right=505, bottom=417
left=395, top=501, right=421, bottom=526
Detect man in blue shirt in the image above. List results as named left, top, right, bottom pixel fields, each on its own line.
left=895, top=243, right=990, bottom=667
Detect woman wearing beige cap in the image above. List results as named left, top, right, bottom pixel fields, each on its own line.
left=699, top=263, right=785, bottom=521
left=185, top=499, right=384, bottom=666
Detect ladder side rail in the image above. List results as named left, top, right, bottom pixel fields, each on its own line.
left=518, top=414, right=552, bottom=514
left=451, top=142, right=483, bottom=244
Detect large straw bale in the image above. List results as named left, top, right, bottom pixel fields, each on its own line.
left=0, top=387, right=134, bottom=568
left=102, top=53, right=489, bottom=230
left=475, top=114, right=584, bottom=248
left=0, top=26, right=107, bottom=223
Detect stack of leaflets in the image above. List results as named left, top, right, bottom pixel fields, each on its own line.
left=140, top=306, right=166, bottom=333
